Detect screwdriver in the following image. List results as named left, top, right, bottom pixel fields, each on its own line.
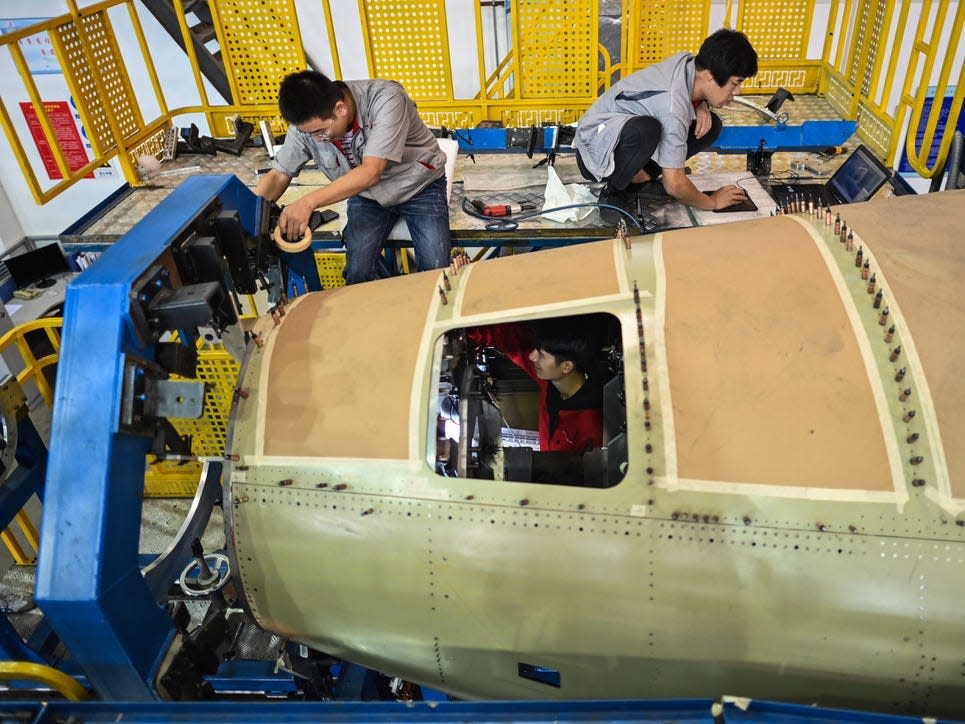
left=470, top=198, right=536, bottom=217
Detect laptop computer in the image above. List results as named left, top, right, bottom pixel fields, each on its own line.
left=770, top=144, right=892, bottom=207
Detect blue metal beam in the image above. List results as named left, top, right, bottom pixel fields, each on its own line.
left=450, top=120, right=857, bottom=155
left=712, top=120, right=858, bottom=153
left=34, top=175, right=260, bottom=700
left=10, top=697, right=948, bottom=723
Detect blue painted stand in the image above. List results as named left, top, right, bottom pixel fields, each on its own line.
left=34, top=175, right=261, bottom=700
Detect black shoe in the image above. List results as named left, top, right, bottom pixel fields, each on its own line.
left=598, top=188, right=636, bottom=226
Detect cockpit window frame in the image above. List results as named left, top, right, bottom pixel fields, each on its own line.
left=428, top=312, right=628, bottom=489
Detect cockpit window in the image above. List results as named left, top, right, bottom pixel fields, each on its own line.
left=432, top=312, right=627, bottom=488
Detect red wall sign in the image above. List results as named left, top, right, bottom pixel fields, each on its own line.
left=20, top=100, right=93, bottom=180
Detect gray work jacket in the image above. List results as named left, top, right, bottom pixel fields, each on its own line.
left=576, top=52, right=697, bottom=180
left=273, top=79, right=445, bottom=207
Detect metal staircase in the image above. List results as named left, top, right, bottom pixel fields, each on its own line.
left=139, top=0, right=232, bottom=103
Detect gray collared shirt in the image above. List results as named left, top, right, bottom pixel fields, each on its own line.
left=272, top=79, right=445, bottom=207
left=576, top=52, right=697, bottom=180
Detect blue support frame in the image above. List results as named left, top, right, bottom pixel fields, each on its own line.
left=34, top=175, right=261, bottom=700
left=450, top=120, right=857, bottom=155
left=711, top=120, right=858, bottom=153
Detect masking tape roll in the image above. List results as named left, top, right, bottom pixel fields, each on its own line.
left=273, top=225, right=313, bottom=253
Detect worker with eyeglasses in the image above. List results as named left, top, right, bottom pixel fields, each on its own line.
left=256, top=71, right=451, bottom=284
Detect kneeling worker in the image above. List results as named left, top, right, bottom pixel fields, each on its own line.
left=256, top=71, right=451, bottom=283
left=575, top=29, right=758, bottom=214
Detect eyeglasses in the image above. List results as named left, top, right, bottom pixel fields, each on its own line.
left=307, top=126, right=332, bottom=142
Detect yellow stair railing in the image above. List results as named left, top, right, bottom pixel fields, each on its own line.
left=0, top=317, right=62, bottom=565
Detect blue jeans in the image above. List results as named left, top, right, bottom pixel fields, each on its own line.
left=343, top=176, right=451, bottom=284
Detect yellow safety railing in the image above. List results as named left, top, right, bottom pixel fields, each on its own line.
left=0, top=318, right=61, bottom=408
left=2, top=0, right=963, bottom=203
left=625, top=0, right=710, bottom=74
left=0, top=662, right=89, bottom=700
left=0, top=317, right=62, bottom=564
left=822, top=0, right=964, bottom=171
left=894, top=0, right=965, bottom=176
left=0, top=0, right=304, bottom=203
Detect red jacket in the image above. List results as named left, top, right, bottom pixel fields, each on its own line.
left=469, top=324, right=604, bottom=453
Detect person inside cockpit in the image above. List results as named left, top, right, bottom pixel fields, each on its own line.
left=469, top=317, right=604, bottom=454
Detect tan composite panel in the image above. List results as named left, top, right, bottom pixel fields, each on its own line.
left=460, top=240, right=620, bottom=317
left=835, top=191, right=965, bottom=499
left=263, top=273, right=438, bottom=459
left=662, top=216, right=891, bottom=490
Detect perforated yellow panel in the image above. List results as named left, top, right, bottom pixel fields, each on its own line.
left=144, top=344, right=239, bottom=497
left=54, top=11, right=142, bottom=154
left=738, top=0, right=813, bottom=60
left=314, top=252, right=347, bottom=289
left=417, top=109, right=479, bottom=129
left=750, top=65, right=814, bottom=92
left=500, top=108, right=586, bottom=127
left=215, top=0, right=306, bottom=105
left=846, top=0, right=871, bottom=86
left=856, top=102, right=892, bottom=159
left=825, top=73, right=852, bottom=117
left=858, top=0, right=887, bottom=97
left=358, top=0, right=452, bottom=100
left=514, top=0, right=597, bottom=98
left=632, top=0, right=709, bottom=68
left=129, top=128, right=169, bottom=167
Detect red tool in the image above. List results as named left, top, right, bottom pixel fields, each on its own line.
left=470, top=199, right=536, bottom=217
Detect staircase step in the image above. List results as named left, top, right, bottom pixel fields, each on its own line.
left=191, top=22, right=218, bottom=45
left=182, top=0, right=213, bottom=24
left=140, top=0, right=232, bottom=101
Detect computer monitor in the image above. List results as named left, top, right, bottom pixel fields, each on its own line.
left=827, top=144, right=892, bottom=203
left=3, top=243, right=71, bottom=290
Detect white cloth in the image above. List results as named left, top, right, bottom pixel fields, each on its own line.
left=541, top=166, right=597, bottom=223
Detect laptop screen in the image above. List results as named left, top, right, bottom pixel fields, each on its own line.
left=827, top=144, right=892, bottom=203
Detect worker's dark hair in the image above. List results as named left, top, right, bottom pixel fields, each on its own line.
left=533, top=316, right=599, bottom=375
left=277, top=70, right=345, bottom=124
left=695, top=28, right=758, bottom=86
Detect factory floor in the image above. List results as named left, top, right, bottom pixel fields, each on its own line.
left=2, top=92, right=865, bottom=662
